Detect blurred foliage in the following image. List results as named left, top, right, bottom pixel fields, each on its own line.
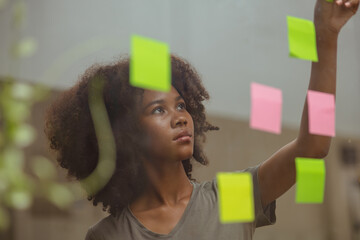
left=0, top=0, right=83, bottom=232
left=0, top=77, right=84, bottom=232
left=11, top=37, right=37, bottom=59
left=0, top=0, right=117, bottom=233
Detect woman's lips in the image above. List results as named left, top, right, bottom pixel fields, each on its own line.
left=173, top=130, right=192, bottom=141
left=174, top=135, right=192, bottom=142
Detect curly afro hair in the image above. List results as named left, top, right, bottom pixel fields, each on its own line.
left=44, top=54, right=219, bottom=216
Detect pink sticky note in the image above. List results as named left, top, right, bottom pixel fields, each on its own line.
left=307, top=90, right=335, bottom=137
left=250, top=82, right=282, bottom=134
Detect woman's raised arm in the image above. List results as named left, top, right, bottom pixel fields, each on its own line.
left=258, top=0, right=359, bottom=208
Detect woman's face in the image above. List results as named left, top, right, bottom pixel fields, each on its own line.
left=138, top=86, right=194, bottom=163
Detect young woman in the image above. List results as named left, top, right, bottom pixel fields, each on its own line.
left=44, top=0, right=359, bottom=239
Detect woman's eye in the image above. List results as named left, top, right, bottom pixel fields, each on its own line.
left=177, top=102, right=186, bottom=110
left=152, top=107, right=164, bottom=114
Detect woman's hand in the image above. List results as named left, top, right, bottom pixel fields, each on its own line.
left=314, top=0, right=359, bottom=35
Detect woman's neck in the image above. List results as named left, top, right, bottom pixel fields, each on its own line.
left=130, top=159, right=193, bottom=211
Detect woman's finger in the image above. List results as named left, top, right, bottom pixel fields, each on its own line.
left=335, top=0, right=359, bottom=12
left=345, top=0, right=359, bottom=12
left=344, top=0, right=352, bottom=7
left=336, top=0, right=344, bottom=6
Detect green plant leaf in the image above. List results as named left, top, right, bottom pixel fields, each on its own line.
left=12, top=38, right=37, bottom=59
left=2, top=147, right=24, bottom=171
left=47, top=183, right=74, bottom=209
left=12, top=123, right=36, bottom=148
left=0, top=170, right=9, bottom=194
left=0, top=131, right=4, bottom=148
left=68, top=182, right=84, bottom=200
left=0, top=207, right=9, bottom=231
left=32, top=84, right=50, bottom=102
left=3, top=100, right=30, bottom=123
left=12, top=1, right=26, bottom=28
left=30, top=156, right=56, bottom=180
left=11, top=82, right=33, bottom=100
left=5, top=189, right=32, bottom=210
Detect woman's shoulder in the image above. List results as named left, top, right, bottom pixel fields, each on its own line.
left=92, top=214, right=116, bottom=229
left=85, top=211, right=127, bottom=240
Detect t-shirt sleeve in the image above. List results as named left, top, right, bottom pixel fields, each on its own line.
left=85, top=227, right=98, bottom=240
left=244, top=163, right=276, bottom=228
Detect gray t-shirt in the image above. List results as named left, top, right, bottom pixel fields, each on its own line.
left=85, top=164, right=276, bottom=240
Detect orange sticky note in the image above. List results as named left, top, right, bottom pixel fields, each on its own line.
left=307, top=90, right=335, bottom=137
left=250, top=82, right=282, bottom=134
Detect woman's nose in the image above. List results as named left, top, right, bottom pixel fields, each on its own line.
left=174, top=115, right=187, bottom=127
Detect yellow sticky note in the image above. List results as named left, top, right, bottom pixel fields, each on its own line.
left=130, top=35, right=171, bottom=92
left=287, top=16, right=318, bottom=62
left=217, top=172, right=254, bottom=223
left=295, top=158, right=326, bottom=203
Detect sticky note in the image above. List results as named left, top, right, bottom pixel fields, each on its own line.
left=130, top=35, right=171, bottom=92
left=295, top=158, right=326, bottom=203
left=287, top=16, right=318, bottom=62
left=326, top=0, right=334, bottom=2
left=307, top=90, right=335, bottom=137
left=217, top=172, right=254, bottom=223
left=250, top=82, right=282, bottom=134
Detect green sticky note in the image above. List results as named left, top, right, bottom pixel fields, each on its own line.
left=130, top=35, right=171, bottom=92
left=295, top=158, right=326, bottom=203
left=287, top=16, right=318, bottom=62
left=326, top=0, right=334, bottom=2
left=217, top=172, right=254, bottom=223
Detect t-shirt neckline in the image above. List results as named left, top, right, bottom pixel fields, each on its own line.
left=126, top=181, right=198, bottom=238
